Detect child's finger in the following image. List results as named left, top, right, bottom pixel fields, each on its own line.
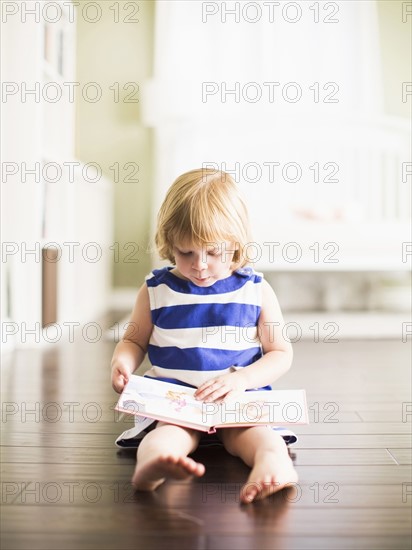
left=195, top=378, right=215, bottom=393
left=195, top=380, right=223, bottom=400
left=203, top=385, right=228, bottom=403
left=113, top=373, right=128, bottom=393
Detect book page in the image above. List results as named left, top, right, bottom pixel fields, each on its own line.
left=116, top=375, right=209, bottom=429
left=204, top=389, right=309, bottom=426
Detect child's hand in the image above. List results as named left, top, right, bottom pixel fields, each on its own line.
left=111, top=364, right=131, bottom=393
left=194, top=372, right=247, bottom=403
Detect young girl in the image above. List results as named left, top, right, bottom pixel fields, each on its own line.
left=111, top=168, right=298, bottom=503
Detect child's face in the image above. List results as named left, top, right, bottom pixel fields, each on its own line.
left=173, top=240, right=236, bottom=287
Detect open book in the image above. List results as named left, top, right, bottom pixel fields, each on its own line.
left=115, top=375, right=309, bottom=434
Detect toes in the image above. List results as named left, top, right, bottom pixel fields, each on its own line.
left=163, top=456, right=205, bottom=478
left=240, top=477, right=287, bottom=503
left=240, top=482, right=261, bottom=503
left=180, top=457, right=205, bottom=475
left=194, top=463, right=206, bottom=477
left=184, top=458, right=205, bottom=477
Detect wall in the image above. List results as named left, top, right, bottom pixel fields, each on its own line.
left=75, top=0, right=155, bottom=289
left=377, top=0, right=411, bottom=118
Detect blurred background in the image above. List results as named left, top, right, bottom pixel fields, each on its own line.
left=1, top=0, right=411, bottom=348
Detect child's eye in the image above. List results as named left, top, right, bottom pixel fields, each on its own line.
left=177, top=250, right=192, bottom=256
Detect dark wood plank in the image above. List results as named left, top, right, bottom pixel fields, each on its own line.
left=294, top=422, right=412, bottom=435
left=387, top=448, right=412, bottom=465
left=2, top=463, right=411, bottom=485
left=1, top=432, right=122, bottom=447
left=1, top=418, right=411, bottom=436
left=0, top=420, right=133, bottom=435
left=290, top=448, right=397, bottom=465
left=358, top=410, right=411, bottom=422
left=1, top=481, right=410, bottom=509
left=1, top=505, right=411, bottom=537
left=3, top=431, right=411, bottom=450
left=206, top=535, right=412, bottom=550
left=1, top=533, right=411, bottom=550
left=294, top=434, right=412, bottom=448
left=0, top=533, right=208, bottom=550
left=0, top=446, right=397, bottom=466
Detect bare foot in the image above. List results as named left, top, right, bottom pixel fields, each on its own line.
left=240, top=451, right=298, bottom=504
left=132, top=455, right=205, bottom=491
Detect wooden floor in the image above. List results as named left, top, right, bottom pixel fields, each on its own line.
left=1, top=315, right=411, bottom=550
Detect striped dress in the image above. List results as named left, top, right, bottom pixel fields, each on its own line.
left=144, top=266, right=271, bottom=390
left=114, top=266, right=298, bottom=446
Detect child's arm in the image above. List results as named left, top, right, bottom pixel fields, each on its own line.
left=111, top=284, right=153, bottom=393
left=194, top=279, right=293, bottom=402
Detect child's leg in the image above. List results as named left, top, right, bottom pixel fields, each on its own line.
left=132, top=421, right=204, bottom=491
left=220, top=426, right=298, bottom=503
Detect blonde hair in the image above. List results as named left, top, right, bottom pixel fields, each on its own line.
left=155, top=168, right=253, bottom=268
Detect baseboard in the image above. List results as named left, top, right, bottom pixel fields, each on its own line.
left=283, top=311, right=410, bottom=340
left=1, top=319, right=16, bottom=355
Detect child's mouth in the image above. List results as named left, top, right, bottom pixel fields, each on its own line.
left=193, top=276, right=211, bottom=283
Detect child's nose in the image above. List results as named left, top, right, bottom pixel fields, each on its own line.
left=192, top=253, right=208, bottom=270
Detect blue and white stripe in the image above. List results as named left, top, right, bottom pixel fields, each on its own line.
left=144, top=266, right=269, bottom=389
